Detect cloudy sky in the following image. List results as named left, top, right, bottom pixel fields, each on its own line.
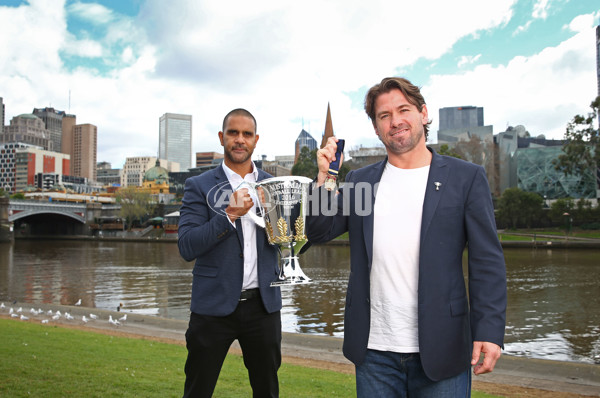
left=0, top=0, right=598, bottom=168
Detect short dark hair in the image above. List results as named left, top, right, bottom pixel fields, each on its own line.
left=222, top=108, right=257, bottom=133
left=364, top=77, right=431, bottom=138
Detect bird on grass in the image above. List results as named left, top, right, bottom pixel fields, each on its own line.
left=75, top=299, right=82, bottom=306
left=20, top=315, right=29, bottom=321
left=41, top=319, right=49, bottom=324
left=89, top=313, right=98, bottom=320
left=82, top=315, right=89, bottom=323
left=118, top=314, right=127, bottom=322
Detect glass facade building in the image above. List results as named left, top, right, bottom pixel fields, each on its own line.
left=516, top=146, right=596, bottom=199
left=159, top=113, right=192, bottom=171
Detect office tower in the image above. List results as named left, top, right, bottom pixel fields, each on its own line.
left=159, top=113, right=192, bottom=171
left=0, top=97, right=4, bottom=135
left=320, top=103, right=335, bottom=148
left=32, top=107, right=66, bottom=152
left=1, top=143, right=36, bottom=193
left=597, top=25, right=600, bottom=96
left=439, top=106, right=484, bottom=131
left=437, top=106, right=492, bottom=144
left=61, top=114, right=76, bottom=155
left=294, top=129, right=318, bottom=163
left=71, top=124, right=97, bottom=181
left=1, top=114, right=52, bottom=150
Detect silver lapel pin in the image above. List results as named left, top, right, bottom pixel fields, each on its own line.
left=434, top=182, right=442, bottom=191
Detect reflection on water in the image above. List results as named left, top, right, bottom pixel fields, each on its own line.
left=0, top=240, right=599, bottom=364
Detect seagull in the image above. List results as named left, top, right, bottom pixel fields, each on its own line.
left=89, top=313, right=98, bottom=320
left=41, top=319, right=49, bottom=324
left=11, top=313, right=18, bottom=318
left=30, top=308, right=38, bottom=315
left=0, top=302, right=5, bottom=309
left=20, top=315, right=29, bottom=321
left=55, top=310, right=61, bottom=316
left=47, top=310, right=54, bottom=316
left=52, top=314, right=60, bottom=320
left=118, top=314, right=127, bottom=322
left=65, top=313, right=74, bottom=320
left=16, top=307, right=23, bottom=313
left=82, top=315, right=89, bottom=323
left=108, top=315, right=121, bottom=326
left=75, top=299, right=82, bottom=306
left=9, top=307, right=14, bottom=314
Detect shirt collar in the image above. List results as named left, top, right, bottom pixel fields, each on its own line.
left=221, top=161, right=258, bottom=183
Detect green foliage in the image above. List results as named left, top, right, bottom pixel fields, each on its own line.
left=554, top=96, right=600, bottom=178
left=548, top=197, right=574, bottom=224
left=291, top=146, right=318, bottom=178
left=10, top=192, right=26, bottom=200
left=497, top=187, right=543, bottom=229
left=438, top=144, right=463, bottom=159
left=115, top=186, right=154, bottom=230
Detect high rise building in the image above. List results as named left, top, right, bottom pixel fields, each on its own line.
left=61, top=114, right=76, bottom=155
left=596, top=25, right=600, bottom=96
left=159, top=113, right=192, bottom=171
left=437, top=106, right=492, bottom=144
left=1, top=114, right=53, bottom=150
left=0, top=97, right=4, bottom=135
left=32, top=107, right=69, bottom=152
left=2, top=143, right=35, bottom=192
left=294, top=129, right=317, bottom=163
left=71, top=124, right=97, bottom=181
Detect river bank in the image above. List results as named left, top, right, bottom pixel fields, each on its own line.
left=1, top=302, right=599, bottom=397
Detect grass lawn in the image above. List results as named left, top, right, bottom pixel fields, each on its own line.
left=0, top=318, right=502, bottom=397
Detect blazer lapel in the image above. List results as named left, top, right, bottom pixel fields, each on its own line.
left=362, top=159, right=387, bottom=269
left=420, top=149, right=449, bottom=243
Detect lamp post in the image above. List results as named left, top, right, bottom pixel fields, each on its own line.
left=562, top=212, right=572, bottom=238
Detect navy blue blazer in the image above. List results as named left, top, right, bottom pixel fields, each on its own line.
left=178, top=165, right=281, bottom=316
left=306, top=148, right=507, bottom=381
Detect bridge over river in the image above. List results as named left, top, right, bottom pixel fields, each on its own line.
left=0, top=198, right=121, bottom=241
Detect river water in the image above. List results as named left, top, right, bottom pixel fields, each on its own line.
left=0, top=240, right=599, bottom=364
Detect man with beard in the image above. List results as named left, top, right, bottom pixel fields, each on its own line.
left=307, top=77, right=507, bottom=397
left=178, top=108, right=281, bottom=397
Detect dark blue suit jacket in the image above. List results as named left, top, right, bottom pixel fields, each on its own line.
left=307, top=148, right=506, bottom=381
left=178, top=165, right=281, bottom=316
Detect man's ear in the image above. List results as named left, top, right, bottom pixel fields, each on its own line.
left=218, top=131, right=224, bottom=146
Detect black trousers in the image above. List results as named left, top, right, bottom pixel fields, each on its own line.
left=183, top=296, right=282, bottom=398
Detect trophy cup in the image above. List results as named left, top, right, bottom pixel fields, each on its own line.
left=251, top=176, right=313, bottom=287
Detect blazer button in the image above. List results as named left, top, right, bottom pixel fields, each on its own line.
left=239, top=253, right=244, bottom=258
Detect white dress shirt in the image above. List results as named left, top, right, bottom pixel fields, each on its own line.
left=221, top=162, right=260, bottom=290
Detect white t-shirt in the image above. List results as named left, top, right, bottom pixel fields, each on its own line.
left=368, top=162, right=429, bottom=353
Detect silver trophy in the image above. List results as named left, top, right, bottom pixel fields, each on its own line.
left=245, top=176, right=313, bottom=287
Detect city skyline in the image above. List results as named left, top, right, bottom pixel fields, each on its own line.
left=0, top=0, right=599, bottom=168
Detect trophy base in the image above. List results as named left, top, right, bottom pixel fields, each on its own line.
left=270, top=255, right=312, bottom=287
left=270, top=276, right=312, bottom=287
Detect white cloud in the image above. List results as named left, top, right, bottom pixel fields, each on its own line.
left=67, top=1, right=115, bottom=25
left=425, top=16, right=597, bottom=142
left=532, top=0, right=550, bottom=19
left=458, top=54, right=482, bottom=68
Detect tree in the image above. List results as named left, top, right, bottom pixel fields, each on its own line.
left=291, top=147, right=318, bottom=178
left=115, top=186, right=154, bottom=230
left=554, top=96, right=600, bottom=185
left=497, top=187, right=543, bottom=229
left=292, top=146, right=351, bottom=182
left=438, top=144, right=463, bottom=159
